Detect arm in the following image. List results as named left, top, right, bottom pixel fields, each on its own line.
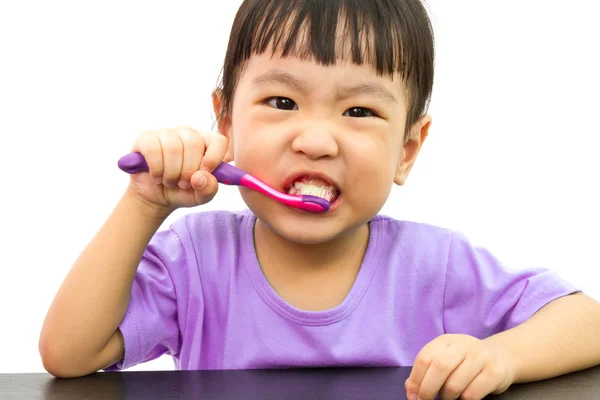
left=39, top=190, right=171, bottom=378
left=484, top=292, right=600, bottom=383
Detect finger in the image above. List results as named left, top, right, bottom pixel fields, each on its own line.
left=456, top=365, right=504, bottom=400
left=438, top=352, right=485, bottom=400
left=200, top=133, right=229, bottom=172
left=416, top=343, right=467, bottom=400
left=135, top=131, right=164, bottom=184
left=406, top=336, right=449, bottom=389
left=191, top=169, right=219, bottom=204
left=178, top=127, right=205, bottom=189
left=158, top=129, right=183, bottom=188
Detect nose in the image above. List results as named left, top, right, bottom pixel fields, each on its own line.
left=291, top=122, right=339, bottom=160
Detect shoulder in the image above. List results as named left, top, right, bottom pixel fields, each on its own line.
left=371, top=214, right=455, bottom=239
left=370, top=214, right=504, bottom=260
left=370, top=214, right=457, bottom=262
left=161, top=208, right=253, bottom=273
left=142, top=209, right=252, bottom=271
left=166, top=208, right=253, bottom=243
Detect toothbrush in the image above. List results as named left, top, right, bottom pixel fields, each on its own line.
left=117, top=152, right=330, bottom=212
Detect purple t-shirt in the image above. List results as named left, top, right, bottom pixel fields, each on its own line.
left=105, top=210, right=578, bottom=371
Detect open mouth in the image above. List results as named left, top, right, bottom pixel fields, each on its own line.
left=285, top=176, right=340, bottom=203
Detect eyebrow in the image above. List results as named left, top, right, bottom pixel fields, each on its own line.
left=252, top=69, right=309, bottom=95
left=338, top=83, right=397, bottom=104
left=252, top=68, right=397, bottom=104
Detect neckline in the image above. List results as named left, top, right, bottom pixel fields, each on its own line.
left=241, top=211, right=383, bottom=326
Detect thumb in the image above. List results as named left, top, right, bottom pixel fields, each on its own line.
left=191, top=170, right=219, bottom=204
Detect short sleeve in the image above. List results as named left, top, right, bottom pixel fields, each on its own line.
left=442, top=232, right=580, bottom=338
left=104, top=228, right=184, bottom=371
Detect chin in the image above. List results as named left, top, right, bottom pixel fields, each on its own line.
left=241, top=191, right=374, bottom=245
left=268, top=218, right=346, bottom=244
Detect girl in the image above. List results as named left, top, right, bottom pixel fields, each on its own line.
left=39, top=1, right=600, bottom=399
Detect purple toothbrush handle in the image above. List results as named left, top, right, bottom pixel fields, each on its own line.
left=117, top=152, right=148, bottom=174
left=211, top=161, right=246, bottom=185
left=117, top=152, right=245, bottom=185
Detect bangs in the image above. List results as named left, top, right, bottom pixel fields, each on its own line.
left=229, top=0, right=433, bottom=86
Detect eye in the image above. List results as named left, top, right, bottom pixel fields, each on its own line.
left=266, top=97, right=298, bottom=111
left=344, top=107, right=378, bottom=118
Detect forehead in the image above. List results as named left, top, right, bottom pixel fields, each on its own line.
left=239, top=51, right=407, bottom=100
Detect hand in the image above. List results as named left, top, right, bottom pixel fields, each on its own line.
left=126, top=126, right=230, bottom=212
left=404, top=334, right=517, bottom=400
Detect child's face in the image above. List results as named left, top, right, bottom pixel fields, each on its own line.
left=215, top=52, right=431, bottom=244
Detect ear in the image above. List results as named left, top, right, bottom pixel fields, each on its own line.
left=394, top=114, right=432, bottom=186
left=212, top=89, right=235, bottom=162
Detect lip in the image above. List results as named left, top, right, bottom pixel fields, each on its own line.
left=281, top=170, right=342, bottom=213
left=325, top=191, right=343, bottom=212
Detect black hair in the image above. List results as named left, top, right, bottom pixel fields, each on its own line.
left=216, top=0, right=435, bottom=140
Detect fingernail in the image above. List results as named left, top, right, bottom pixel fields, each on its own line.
left=154, top=177, right=162, bottom=185
left=194, top=174, right=207, bottom=188
left=408, top=393, right=417, bottom=400
left=178, top=180, right=190, bottom=189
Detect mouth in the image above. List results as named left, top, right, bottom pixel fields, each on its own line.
left=283, top=173, right=341, bottom=204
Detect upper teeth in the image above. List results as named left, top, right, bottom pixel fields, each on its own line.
left=287, top=179, right=338, bottom=201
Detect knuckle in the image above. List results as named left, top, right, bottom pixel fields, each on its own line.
left=486, top=365, right=504, bottom=381
left=154, top=127, right=170, bottom=139
left=136, top=133, right=155, bottom=151
left=418, top=388, right=435, bottom=400
left=161, top=137, right=181, bottom=154
left=180, top=126, right=200, bottom=140
left=163, top=175, right=179, bottom=185
left=441, top=380, right=463, bottom=398
left=198, top=193, right=217, bottom=205
left=201, top=158, right=219, bottom=171
left=150, top=164, right=164, bottom=177
left=185, top=135, right=205, bottom=154
left=468, top=352, right=485, bottom=368
left=431, top=358, right=452, bottom=372
left=459, top=390, right=478, bottom=400
left=139, top=150, right=163, bottom=175
left=180, top=168, right=197, bottom=180
left=473, top=346, right=489, bottom=358
left=415, top=356, right=432, bottom=370
left=202, top=131, right=221, bottom=144
left=214, top=132, right=229, bottom=146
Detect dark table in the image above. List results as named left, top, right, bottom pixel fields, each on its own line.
left=1, top=365, right=599, bottom=399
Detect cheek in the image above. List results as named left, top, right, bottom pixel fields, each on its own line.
left=230, top=108, right=262, bottom=159
left=231, top=110, right=292, bottom=171
left=233, top=135, right=263, bottom=168
left=347, top=137, right=398, bottom=185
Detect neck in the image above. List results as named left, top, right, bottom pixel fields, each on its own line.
left=253, top=218, right=370, bottom=274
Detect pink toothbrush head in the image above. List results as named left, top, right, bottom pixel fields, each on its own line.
left=117, top=152, right=330, bottom=212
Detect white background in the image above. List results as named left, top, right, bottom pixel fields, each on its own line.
left=0, top=1, right=598, bottom=373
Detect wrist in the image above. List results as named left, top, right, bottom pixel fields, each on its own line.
left=120, top=189, right=174, bottom=222
left=483, top=332, right=522, bottom=385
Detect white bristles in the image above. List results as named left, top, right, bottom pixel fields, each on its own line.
left=288, top=181, right=338, bottom=201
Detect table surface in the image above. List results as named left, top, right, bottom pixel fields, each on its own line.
left=1, top=365, right=599, bottom=400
